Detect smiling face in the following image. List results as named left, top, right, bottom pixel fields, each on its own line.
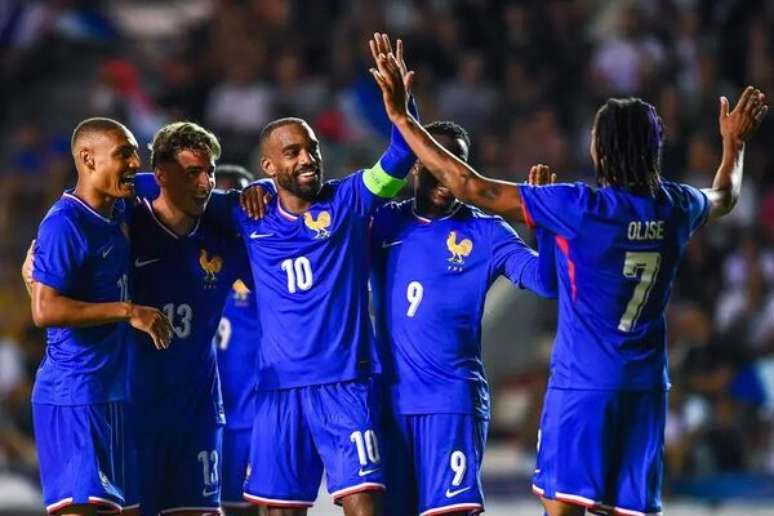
left=79, top=126, right=141, bottom=198
left=155, top=148, right=215, bottom=217
left=260, top=121, right=323, bottom=201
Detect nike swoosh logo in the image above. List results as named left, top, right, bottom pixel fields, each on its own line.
left=250, top=232, right=274, bottom=239
left=201, top=487, right=219, bottom=497
left=134, top=258, right=161, bottom=268
left=445, top=487, right=471, bottom=498
left=101, top=246, right=113, bottom=258
left=381, top=240, right=402, bottom=248
left=358, top=468, right=381, bottom=477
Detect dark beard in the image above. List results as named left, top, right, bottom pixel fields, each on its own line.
left=276, top=169, right=322, bottom=201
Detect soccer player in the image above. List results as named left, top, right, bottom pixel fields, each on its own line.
left=125, top=123, right=253, bottom=516
left=202, top=35, right=417, bottom=516
left=28, top=117, right=172, bottom=516
left=370, top=120, right=557, bottom=516
left=370, top=44, right=768, bottom=515
left=211, top=165, right=262, bottom=516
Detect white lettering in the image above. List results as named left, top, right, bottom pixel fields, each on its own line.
left=627, top=220, right=664, bottom=241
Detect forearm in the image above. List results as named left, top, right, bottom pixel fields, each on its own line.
left=507, top=253, right=557, bottom=299
left=704, top=138, right=745, bottom=222
left=32, top=287, right=132, bottom=328
left=393, top=114, right=523, bottom=220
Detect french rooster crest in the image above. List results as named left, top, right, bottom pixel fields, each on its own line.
left=199, top=249, right=223, bottom=282
left=446, top=231, right=473, bottom=265
left=304, top=210, right=331, bottom=239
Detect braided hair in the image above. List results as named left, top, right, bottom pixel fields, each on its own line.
left=592, top=98, right=663, bottom=196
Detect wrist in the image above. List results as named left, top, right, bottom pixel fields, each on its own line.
left=122, top=301, right=134, bottom=320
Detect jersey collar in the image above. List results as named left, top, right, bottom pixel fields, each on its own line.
left=142, top=198, right=201, bottom=239
left=62, top=192, right=117, bottom=224
left=411, top=200, right=462, bottom=223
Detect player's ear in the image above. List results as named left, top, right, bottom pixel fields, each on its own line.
left=79, top=147, right=95, bottom=171
left=260, top=156, right=276, bottom=178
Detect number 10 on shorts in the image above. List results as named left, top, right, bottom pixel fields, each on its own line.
left=350, top=430, right=381, bottom=475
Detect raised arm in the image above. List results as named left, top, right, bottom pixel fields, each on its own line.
left=703, top=86, right=767, bottom=223
left=368, top=37, right=524, bottom=221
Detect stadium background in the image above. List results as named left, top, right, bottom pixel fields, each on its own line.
left=0, top=0, right=773, bottom=514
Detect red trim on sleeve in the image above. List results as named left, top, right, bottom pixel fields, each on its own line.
left=520, top=188, right=536, bottom=229
left=555, top=235, right=577, bottom=301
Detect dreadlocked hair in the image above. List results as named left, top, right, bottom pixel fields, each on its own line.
left=592, top=98, right=663, bottom=196
left=150, top=121, right=221, bottom=169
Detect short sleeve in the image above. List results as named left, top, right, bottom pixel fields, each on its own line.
left=489, top=219, right=555, bottom=298
left=32, top=215, right=87, bottom=293
left=680, top=183, right=710, bottom=235
left=518, top=182, right=590, bottom=239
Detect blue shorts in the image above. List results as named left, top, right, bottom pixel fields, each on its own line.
left=532, top=388, right=665, bottom=515
left=221, top=427, right=252, bottom=509
left=126, top=392, right=224, bottom=515
left=386, top=412, right=487, bottom=516
left=33, top=402, right=126, bottom=514
left=243, top=378, right=385, bottom=508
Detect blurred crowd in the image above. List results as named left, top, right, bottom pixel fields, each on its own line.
left=1, top=0, right=773, bottom=507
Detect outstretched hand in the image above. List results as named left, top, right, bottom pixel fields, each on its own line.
left=369, top=33, right=414, bottom=123
left=720, top=86, right=768, bottom=146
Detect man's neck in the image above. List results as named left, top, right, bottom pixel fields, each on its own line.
left=73, top=183, right=117, bottom=219
left=277, top=189, right=313, bottom=215
left=414, top=196, right=455, bottom=219
left=152, top=194, right=196, bottom=235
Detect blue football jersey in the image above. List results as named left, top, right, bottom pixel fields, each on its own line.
left=519, top=180, right=710, bottom=390
left=370, top=201, right=556, bottom=419
left=127, top=199, right=251, bottom=410
left=209, top=170, right=398, bottom=390
left=215, top=280, right=259, bottom=429
left=31, top=192, right=131, bottom=405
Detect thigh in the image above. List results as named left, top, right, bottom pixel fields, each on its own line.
left=532, top=388, right=615, bottom=513
left=381, top=411, right=418, bottom=516
left=613, top=391, right=666, bottom=515
left=411, top=414, right=485, bottom=516
left=221, top=427, right=254, bottom=510
left=33, top=402, right=125, bottom=514
left=159, top=396, right=224, bottom=513
left=305, top=378, right=386, bottom=504
left=243, top=388, right=322, bottom=510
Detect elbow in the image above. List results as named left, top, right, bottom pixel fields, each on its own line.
left=717, top=188, right=738, bottom=216
left=31, top=297, right=55, bottom=328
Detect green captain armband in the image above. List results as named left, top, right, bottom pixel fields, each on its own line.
left=362, top=161, right=407, bottom=198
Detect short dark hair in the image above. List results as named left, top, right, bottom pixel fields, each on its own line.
left=258, top=117, right=307, bottom=154
left=424, top=120, right=471, bottom=158
left=593, top=98, right=663, bottom=196
left=216, top=164, right=254, bottom=184
left=150, top=121, right=221, bottom=169
left=70, top=117, right=127, bottom=153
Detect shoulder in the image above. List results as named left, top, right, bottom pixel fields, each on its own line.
left=374, top=199, right=410, bottom=220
